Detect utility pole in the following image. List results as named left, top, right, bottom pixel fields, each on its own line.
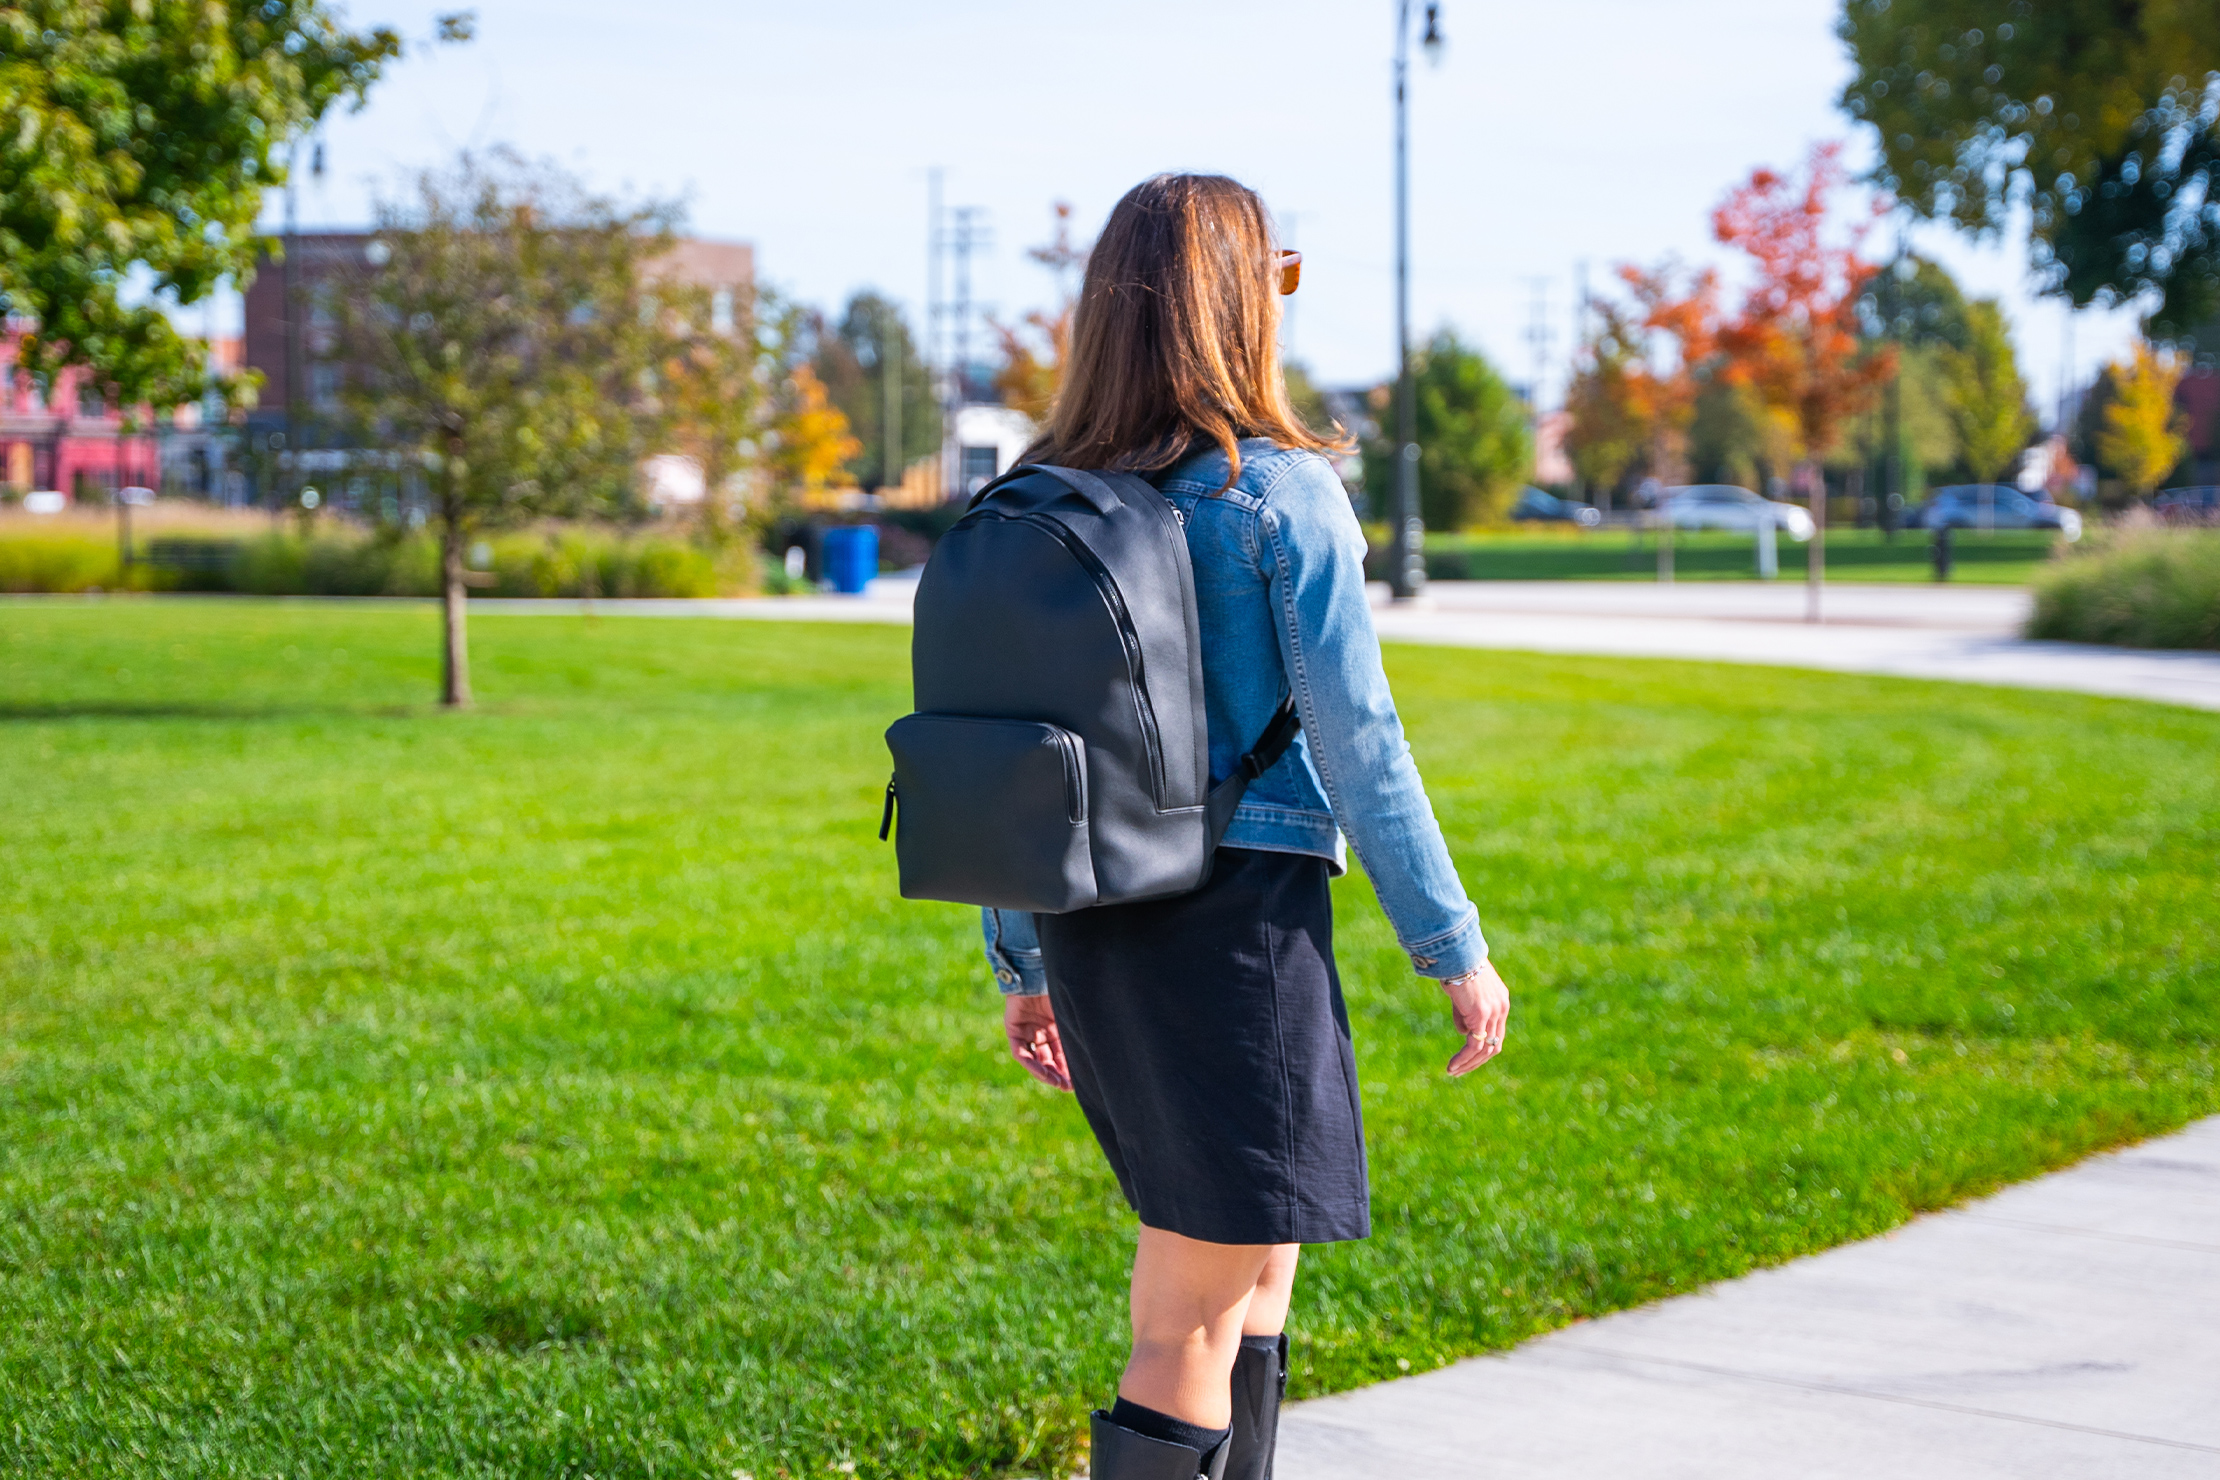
left=279, top=136, right=300, bottom=510
left=949, top=207, right=987, bottom=402
left=1885, top=236, right=1908, bottom=543
left=1524, top=275, right=1553, bottom=415
left=1573, top=259, right=1590, bottom=505
left=2060, top=300, right=2076, bottom=436
left=1573, top=260, right=1590, bottom=357
left=1389, top=0, right=1444, bottom=603
left=883, top=312, right=903, bottom=495
left=943, top=206, right=989, bottom=497
left=927, top=169, right=945, bottom=499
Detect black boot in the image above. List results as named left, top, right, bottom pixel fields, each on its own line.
left=1225, top=1333, right=1288, bottom=1480
left=1090, top=1409, right=1231, bottom=1480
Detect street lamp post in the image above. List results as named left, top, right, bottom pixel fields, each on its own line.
left=1389, top=1, right=1443, bottom=603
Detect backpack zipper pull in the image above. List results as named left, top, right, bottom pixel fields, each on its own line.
left=879, top=775, right=898, bottom=841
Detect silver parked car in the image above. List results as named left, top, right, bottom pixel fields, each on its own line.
left=1660, top=485, right=1814, bottom=540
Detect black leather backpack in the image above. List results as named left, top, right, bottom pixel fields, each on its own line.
left=880, top=464, right=1299, bottom=913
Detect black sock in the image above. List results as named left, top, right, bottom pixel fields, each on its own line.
left=1108, top=1395, right=1231, bottom=1454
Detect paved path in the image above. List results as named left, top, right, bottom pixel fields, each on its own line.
left=1278, top=1116, right=2220, bottom=1479
left=1370, top=581, right=2220, bottom=712
left=470, top=578, right=2220, bottom=712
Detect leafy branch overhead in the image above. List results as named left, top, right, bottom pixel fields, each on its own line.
left=0, top=0, right=413, bottom=407
left=1839, top=0, right=2220, bottom=329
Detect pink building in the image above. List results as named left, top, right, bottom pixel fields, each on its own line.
left=1, top=322, right=161, bottom=498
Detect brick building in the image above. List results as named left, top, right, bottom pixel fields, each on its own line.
left=239, top=231, right=756, bottom=479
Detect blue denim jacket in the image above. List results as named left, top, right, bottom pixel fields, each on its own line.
left=982, top=439, right=1487, bottom=994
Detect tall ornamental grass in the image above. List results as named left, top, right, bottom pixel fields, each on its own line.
left=0, top=528, right=131, bottom=592
left=0, top=522, right=760, bottom=598
left=2027, top=528, right=2220, bottom=650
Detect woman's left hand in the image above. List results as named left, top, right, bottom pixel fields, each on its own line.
left=1004, top=993, right=1073, bottom=1091
left=1440, top=960, right=1510, bottom=1076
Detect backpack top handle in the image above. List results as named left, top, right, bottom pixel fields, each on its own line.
left=967, top=463, right=1126, bottom=517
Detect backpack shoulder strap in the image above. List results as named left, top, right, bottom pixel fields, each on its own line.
left=1203, top=694, right=1302, bottom=847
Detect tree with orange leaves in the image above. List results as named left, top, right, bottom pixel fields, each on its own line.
left=1585, top=145, right=1897, bottom=504
left=767, top=363, right=863, bottom=506
left=1703, top=143, right=1896, bottom=485
left=1562, top=296, right=1693, bottom=503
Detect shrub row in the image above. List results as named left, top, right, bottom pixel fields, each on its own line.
left=0, top=524, right=761, bottom=599
left=2027, top=529, right=2220, bottom=650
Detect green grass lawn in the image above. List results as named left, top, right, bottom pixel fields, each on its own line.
left=1397, top=526, right=2061, bottom=584
left=3, top=599, right=2215, bottom=1478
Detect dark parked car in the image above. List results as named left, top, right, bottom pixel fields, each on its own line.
left=2156, top=486, right=2220, bottom=524
left=1511, top=486, right=1602, bottom=526
left=1904, top=484, right=2083, bottom=540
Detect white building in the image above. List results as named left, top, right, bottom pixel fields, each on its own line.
left=949, top=404, right=1037, bottom=498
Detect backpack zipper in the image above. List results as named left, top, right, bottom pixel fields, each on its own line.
left=1050, top=729, right=1087, bottom=823
left=1001, top=512, right=1170, bottom=808
left=879, top=775, right=897, bottom=840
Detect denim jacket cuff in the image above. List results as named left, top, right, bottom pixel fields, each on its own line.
left=992, top=953, right=1049, bottom=996
left=983, top=909, right=1050, bottom=996
left=1402, top=912, right=1488, bottom=980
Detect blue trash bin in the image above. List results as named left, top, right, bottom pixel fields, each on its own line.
left=821, top=525, right=878, bottom=595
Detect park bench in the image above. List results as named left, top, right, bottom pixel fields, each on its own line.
left=141, top=537, right=242, bottom=572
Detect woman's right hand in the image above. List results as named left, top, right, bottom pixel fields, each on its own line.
left=1440, top=960, right=1510, bottom=1076
left=1004, top=992, right=1072, bottom=1091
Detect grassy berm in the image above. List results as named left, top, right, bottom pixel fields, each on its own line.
left=2, top=601, right=2215, bottom=1477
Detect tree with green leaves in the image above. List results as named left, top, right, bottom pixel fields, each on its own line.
left=1689, top=378, right=1799, bottom=491
left=1864, top=255, right=1973, bottom=354
left=811, top=293, right=936, bottom=491
left=1362, top=331, right=1531, bottom=529
left=1940, top=300, right=2036, bottom=482
left=1839, top=0, right=2220, bottom=331
left=0, top=1, right=433, bottom=408
left=336, top=152, right=674, bottom=707
left=1845, top=253, right=1975, bottom=499
left=1282, top=361, right=1337, bottom=443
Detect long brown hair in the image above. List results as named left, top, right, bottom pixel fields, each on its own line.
left=1022, top=174, right=1343, bottom=484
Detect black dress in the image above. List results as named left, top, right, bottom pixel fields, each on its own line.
left=1037, top=846, right=1370, bottom=1246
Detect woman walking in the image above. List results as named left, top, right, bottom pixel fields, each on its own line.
left=980, top=174, right=1511, bottom=1480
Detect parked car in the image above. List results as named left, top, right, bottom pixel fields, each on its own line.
left=1905, top=484, right=2082, bottom=540
left=1511, top=486, right=1602, bottom=526
left=1659, top=484, right=1814, bottom=540
left=2155, top=486, right=2220, bottom=524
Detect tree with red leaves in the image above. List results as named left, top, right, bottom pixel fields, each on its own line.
left=1706, top=143, right=1896, bottom=485
left=1570, top=145, right=1900, bottom=509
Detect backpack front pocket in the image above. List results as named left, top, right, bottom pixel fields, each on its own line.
left=883, top=714, right=1099, bottom=913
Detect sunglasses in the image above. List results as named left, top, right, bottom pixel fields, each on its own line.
left=1277, top=249, right=1302, bottom=296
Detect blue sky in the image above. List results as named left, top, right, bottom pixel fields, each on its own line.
left=255, top=0, right=2140, bottom=422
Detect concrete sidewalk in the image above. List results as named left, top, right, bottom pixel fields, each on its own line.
left=468, top=577, right=2220, bottom=712
left=1371, top=582, right=2220, bottom=712
left=1278, top=1116, right=2220, bottom=1479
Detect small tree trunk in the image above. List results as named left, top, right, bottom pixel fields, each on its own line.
left=440, top=517, right=473, bottom=709
left=1805, top=458, right=1826, bottom=624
